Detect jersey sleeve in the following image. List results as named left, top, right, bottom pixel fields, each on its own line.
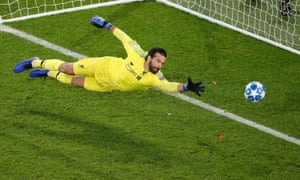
left=113, top=28, right=147, bottom=58
left=155, top=71, right=179, bottom=92
left=159, top=81, right=179, bottom=92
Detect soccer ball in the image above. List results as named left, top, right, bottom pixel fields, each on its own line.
left=244, top=81, right=266, bottom=102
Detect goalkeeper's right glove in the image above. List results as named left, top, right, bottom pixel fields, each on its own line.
left=183, top=77, right=205, bottom=96
left=90, top=16, right=112, bottom=30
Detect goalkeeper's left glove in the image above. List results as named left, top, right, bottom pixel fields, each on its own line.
left=183, top=77, right=205, bottom=96
left=90, top=16, right=112, bottom=30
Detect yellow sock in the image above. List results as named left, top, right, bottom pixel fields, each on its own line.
left=48, top=71, right=72, bottom=84
left=32, top=59, right=43, bottom=68
left=32, top=59, right=65, bottom=70
left=43, top=59, right=65, bottom=70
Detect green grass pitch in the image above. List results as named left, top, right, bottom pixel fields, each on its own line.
left=0, top=1, right=299, bottom=179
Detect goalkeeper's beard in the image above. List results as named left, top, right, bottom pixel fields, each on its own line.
left=148, top=60, right=160, bottom=74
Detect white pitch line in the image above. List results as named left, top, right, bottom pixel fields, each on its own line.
left=165, top=92, right=300, bottom=146
left=1, top=24, right=299, bottom=146
left=0, top=24, right=86, bottom=59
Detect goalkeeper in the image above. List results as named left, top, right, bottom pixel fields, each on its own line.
left=13, top=16, right=205, bottom=96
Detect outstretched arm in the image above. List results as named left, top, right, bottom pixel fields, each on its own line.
left=90, top=16, right=147, bottom=58
left=157, top=72, right=205, bottom=96
left=159, top=79, right=204, bottom=96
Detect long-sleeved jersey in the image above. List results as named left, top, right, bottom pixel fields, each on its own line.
left=74, top=28, right=180, bottom=92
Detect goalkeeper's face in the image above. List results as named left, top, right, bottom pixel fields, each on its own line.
left=148, top=53, right=166, bottom=74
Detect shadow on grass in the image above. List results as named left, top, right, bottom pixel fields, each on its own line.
left=16, top=109, right=192, bottom=176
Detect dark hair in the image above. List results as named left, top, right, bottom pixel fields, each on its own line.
left=145, top=47, right=167, bottom=60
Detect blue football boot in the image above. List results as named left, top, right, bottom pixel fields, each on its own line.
left=13, top=57, right=39, bottom=73
left=29, top=69, right=49, bottom=78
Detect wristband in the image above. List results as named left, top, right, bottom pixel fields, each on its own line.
left=183, top=83, right=189, bottom=91
left=103, top=22, right=112, bottom=30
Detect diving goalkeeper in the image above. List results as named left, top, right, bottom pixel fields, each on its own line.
left=13, top=16, right=205, bottom=96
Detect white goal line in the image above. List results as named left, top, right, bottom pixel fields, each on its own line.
left=0, top=23, right=299, bottom=146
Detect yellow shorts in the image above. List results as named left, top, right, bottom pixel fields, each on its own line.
left=73, top=57, right=122, bottom=92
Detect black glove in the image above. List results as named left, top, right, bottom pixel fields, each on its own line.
left=184, top=77, right=205, bottom=96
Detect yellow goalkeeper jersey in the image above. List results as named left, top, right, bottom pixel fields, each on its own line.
left=106, top=28, right=179, bottom=92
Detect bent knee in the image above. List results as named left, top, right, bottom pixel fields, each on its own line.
left=59, top=63, right=75, bottom=75
left=72, top=76, right=85, bottom=88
